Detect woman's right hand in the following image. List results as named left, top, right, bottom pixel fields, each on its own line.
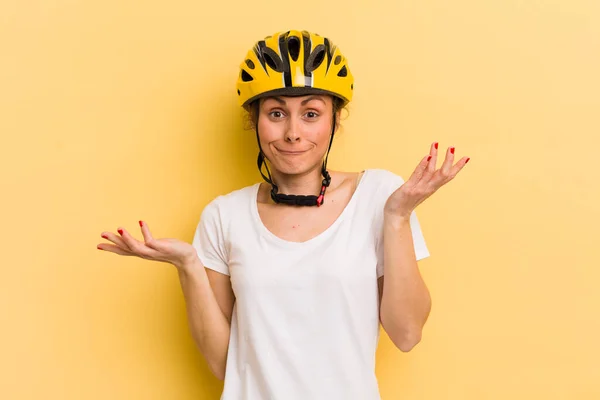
left=97, top=220, right=198, bottom=270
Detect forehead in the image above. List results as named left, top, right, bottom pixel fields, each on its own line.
left=261, top=95, right=330, bottom=106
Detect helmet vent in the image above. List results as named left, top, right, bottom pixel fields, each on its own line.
left=245, top=59, right=255, bottom=69
left=288, top=36, right=300, bottom=61
left=241, top=70, right=254, bottom=82
left=334, top=55, right=342, bottom=65
left=262, top=48, right=284, bottom=72
left=306, top=45, right=325, bottom=72
left=337, top=66, right=348, bottom=77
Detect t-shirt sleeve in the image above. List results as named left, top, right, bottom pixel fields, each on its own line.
left=191, top=198, right=230, bottom=276
left=375, top=171, right=430, bottom=278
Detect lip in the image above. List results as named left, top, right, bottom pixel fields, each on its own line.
left=276, top=149, right=309, bottom=155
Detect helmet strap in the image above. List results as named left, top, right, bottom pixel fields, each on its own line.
left=255, top=101, right=336, bottom=207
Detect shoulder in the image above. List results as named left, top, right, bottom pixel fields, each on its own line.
left=362, top=169, right=406, bottom=193
left=203, top=182, right=257, bottom=211
left=197, top=183, right=257, bottom=230
left=334, top=169, right=404, bottom=189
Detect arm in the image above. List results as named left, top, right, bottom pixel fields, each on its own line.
left=379, top=214, right=431, bottom=352
left=379, top=142, right=468, bottom=351
left=177, top=257, right=235, bottom=380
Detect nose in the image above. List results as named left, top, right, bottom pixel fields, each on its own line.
left=285, top=134, right=300, bottom=143
left=284, top=118, right=301, bottom=143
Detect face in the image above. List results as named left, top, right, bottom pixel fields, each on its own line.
left=257, top=94, right=336, bottom=176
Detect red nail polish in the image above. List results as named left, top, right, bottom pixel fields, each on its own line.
left=139, top=220, right=143, bottom=227
left=450, top=147, right=455, bottom=154
left=427, top=155, right=432, bottom=161
left=101, top=234, right=108, bottom=239
left=97, top=245, right=103, bottom=250
left=118, top=229, right=123, bottom=235
left=434, top=142, right=438, bottom=149
left=465, top=157, right=470, bottom=164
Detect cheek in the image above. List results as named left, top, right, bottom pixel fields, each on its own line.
left=307, top=120, right=333, bottom=145
left=257, top=120, right=280, bottom=143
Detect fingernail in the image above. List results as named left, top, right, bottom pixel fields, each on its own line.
left=465, top=157, right=470, bottom=164
left=434, top=142, right=438, bottom=149
left=118, top=229, right=123, bottom=235
left=450, top=147, right=455, bottom=154
left=427, top=155, right=432, bottom=161
left=101, top=234, right=108, bottom=239
left=97, top=245, right=103, bottom=250
left=139, top=220, right=143, bottom=227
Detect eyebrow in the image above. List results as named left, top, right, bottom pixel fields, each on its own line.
left=266, top=96, right=326, bottom=106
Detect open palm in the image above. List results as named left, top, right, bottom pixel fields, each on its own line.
left=97, top=221, right=197, bottom=269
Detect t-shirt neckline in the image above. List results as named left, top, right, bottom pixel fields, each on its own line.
left=250, top=169, right=370, bottom=247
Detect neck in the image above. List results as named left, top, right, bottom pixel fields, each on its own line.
left=270, top=166, right=326, bottom=196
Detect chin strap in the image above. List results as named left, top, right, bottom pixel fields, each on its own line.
left=255, top=102, right=336, bottom=207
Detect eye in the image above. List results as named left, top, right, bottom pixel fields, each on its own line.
left=269, top=110, right=285, bottom=119
left=305, top=111, right=319, bottom=119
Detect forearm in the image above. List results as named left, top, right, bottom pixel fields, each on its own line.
left=380, top=214, right=431, bottom=351
left=177, top=258, right=230, bottom=380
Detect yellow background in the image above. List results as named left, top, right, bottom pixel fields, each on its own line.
left=2, top=0, right=599, bottom=399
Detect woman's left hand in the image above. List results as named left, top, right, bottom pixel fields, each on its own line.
left=384, top=142, right=470, bottom=220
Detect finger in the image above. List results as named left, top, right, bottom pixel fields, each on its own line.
left=406, top=154, right=432, bottom=185
left=426, top=142, right=438, bottom=174
left=118, top=227, right=161, bottom=258
left=97, top=242, right=135, bottom=256
left=448, top=156, right=470, bottom=178
left=101, top=231, right=128, bottom=249
left=139, top=220, right=154, bottom=242
left=439, top=146, right=455, bottom=177
left=139, top=220, right=163, bottom=251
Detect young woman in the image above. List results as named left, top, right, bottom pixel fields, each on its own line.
left=98, top=30, right=470, bottom=399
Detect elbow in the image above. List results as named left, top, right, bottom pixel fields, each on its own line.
left=205, top=349, right=227, bottom=381
left=392, top=331, right=422, bottom=352
left=380, top=313, right=423, bottom=352
left=209, top=362, right=226, bottom=381
left=198, top=336, right=229, bottom=381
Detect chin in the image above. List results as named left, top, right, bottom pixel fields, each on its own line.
left=275, top=163, right=309, bottom=176
left=272, top=158, right=318, bottom=176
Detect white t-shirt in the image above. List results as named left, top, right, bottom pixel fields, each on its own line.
left=192, top=169, right=430, bottom=400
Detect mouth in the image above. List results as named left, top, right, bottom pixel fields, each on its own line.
left=276, top=149, right=309, bottom=155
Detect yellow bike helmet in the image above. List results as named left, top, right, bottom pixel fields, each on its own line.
left=237, top=30, right=354, bottom=207
left=236, top=30, right=354, bottom=109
